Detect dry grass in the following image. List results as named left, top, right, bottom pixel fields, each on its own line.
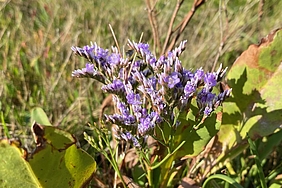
left=0, top=0, right=281, bottom=143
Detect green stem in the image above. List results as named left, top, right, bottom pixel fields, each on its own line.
left=147, top=163, right=153, bottom=187
left=105, top=136, right=127, bottom=187
left=150, top=141, right=185, bottom=170
left=85, top=128, right=127, bottom=188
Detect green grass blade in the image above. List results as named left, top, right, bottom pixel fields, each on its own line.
left=1, top=111, right=10, bottom=138
left=202, top=174, right=243, bottom=188
left=247, top=135, right=267, bottom=188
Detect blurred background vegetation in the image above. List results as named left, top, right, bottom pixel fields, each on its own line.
left=0, top=0, right=281, bottom=178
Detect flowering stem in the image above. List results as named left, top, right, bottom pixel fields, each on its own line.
left=137, top=148, right=151, bottom=166
left=101, top=133, right=127, bottom=187
left=85, top=126, right=127, bottom=187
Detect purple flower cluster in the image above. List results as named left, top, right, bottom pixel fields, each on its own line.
left=71, top=40, right=231, bottom=147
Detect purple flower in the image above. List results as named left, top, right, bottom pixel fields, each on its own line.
left=197, top=89, right=216, bottom=116
left=96, top=47, right=108, bottom=60
left=182, top=70, right=194, bottom=83
left=132, top=105, right=143, bottom=119
left=105, top=114, right=123, bottom=125
left=214, top=88, right=232, bottom=107
left=137, top=43, right=150, bottom=54
left=152, top=55, right=166, bottom=71
left=85, top=63, right=94, bottom=73
left=203, top=106, right=213, bottom=116
left=124, top=115, right=136, bottom=126
left=165, top=72, right=181, bottom=89
left=148, top=77, right=157, bottom=89
left=101, top=79, right=125, bottom=95
left=138, top=116, right=153, bottom=136
left=107, top=53, right=120, bottom=65
left=138, top=111, right=161, bottom=136
left=149, top=57, right=157, bottom=66
left=106, top=113, right=136, bottom=128
left=116, top=100, right=129, bottom=116
left=194, top=68, right=204, bottom=82
left=71, top=45, right=94, bottom=60
left=120, top=132, right=140, bottom=147
left=132, top=60, right=142, bottom=70
left=72, top=40, right=231, bottom=148
left=204, top=73, right=217, bottom=88
left=82, top=45, right=96, bottom=58
left=149, top=111, right=162, bottom=124
left=72, top=63, right=107, bottom=83
left=126, top=93, right=142, bottom=105
left=72, top=63, right=94, bottom=77
left=121, top=131, right=132, bottom=141
left=184, top=81, right=196, bottom=97
left=197, top=89, right=215, bottom=104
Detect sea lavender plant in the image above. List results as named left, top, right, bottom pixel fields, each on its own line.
left=71, top=40, right=231, bottom=187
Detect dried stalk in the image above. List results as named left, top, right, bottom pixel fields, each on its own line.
left=145, top=0, right=161, bottom=54
left=162, top=0, right=184, bottom=55
left=258, top=0, right=264, bottom=21
left=145, top=0, right=206, bottom=56
left=163, top=0, right=206, bottom=55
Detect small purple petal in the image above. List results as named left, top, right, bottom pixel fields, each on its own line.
left=204, top=73, right=217, bottom=88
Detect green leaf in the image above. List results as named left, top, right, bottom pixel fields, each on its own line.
left=0, top=139, right=42, bottom=188
left=29, top=144, right=96, bottom=188
left=174, top=98, right=222, bottom=158
left=29, top=122, right=96, bottom=188
left=32, top=123, right=76, bottom=150
left=215, top=28, right=282, bottom=167
left=31, top=107, right=51, bottom=126
left=0, top=122, right=96, bottom=188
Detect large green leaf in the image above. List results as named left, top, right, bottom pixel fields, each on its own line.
left=216, top=28, right=282, bottom=164
left=156, top=98, right=222, bottom=187
left=0, top=139, right=42, bottom=188
left=0, top=120, right=96, bottom=188
left=28, top=122, right=96, bottom=188
left=174, top=98, right=222, bottom=158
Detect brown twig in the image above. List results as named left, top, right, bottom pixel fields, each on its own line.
left=163, top=0, right=206, bottom=55
left=145, top=0, right=161, bottom=54
left=258, top=0, right=264, bottom=21
left=162, top=0, right=184, bottom=55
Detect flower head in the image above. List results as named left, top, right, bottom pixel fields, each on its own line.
left=72, top=40, right=231, bottom=147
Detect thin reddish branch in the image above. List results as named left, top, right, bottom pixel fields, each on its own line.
left=164, top=0, right=206, bottom=55
left=145, top=0, right=161, bottom=54
left=162, top=0, right=184, bottom=55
